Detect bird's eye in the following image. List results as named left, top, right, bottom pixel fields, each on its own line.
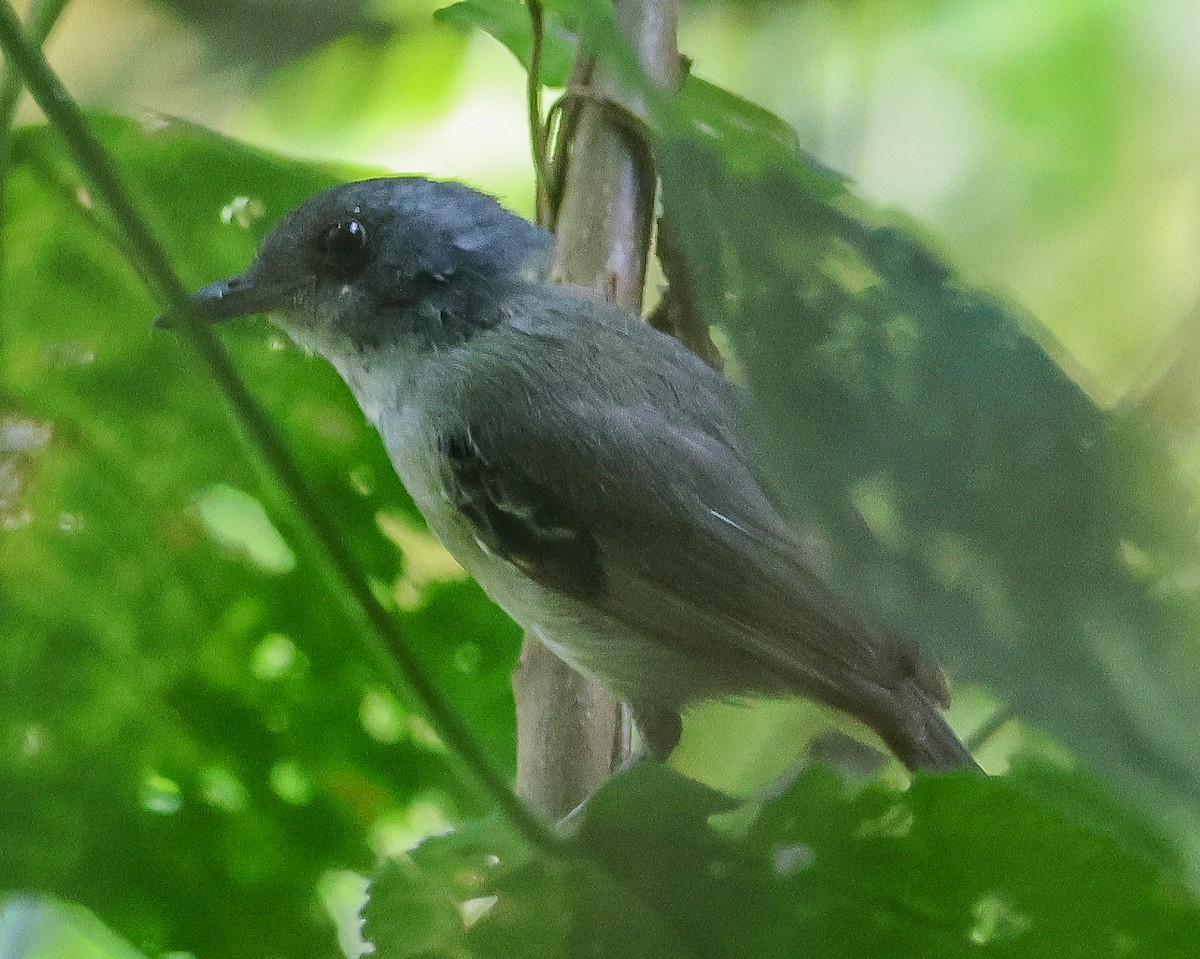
left=318, top=218, right=369, bottom=276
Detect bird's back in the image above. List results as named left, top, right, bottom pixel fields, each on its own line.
left=378, top=284, right=958, bottom=727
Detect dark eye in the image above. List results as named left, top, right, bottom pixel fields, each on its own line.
left=318, top=218, right=369, bottom=276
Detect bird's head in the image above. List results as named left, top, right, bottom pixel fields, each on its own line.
left=163, top=177, right=552, bottom=358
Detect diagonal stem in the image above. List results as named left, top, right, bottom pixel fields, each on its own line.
left=0, top=0, right=561, bottom=858
left=525, top=0, right=550, bottom=225
left=0, top=0, right=69, bottom=151
left=0, top=0, right=71, bottom=351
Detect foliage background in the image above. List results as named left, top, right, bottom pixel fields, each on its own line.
left=4, top=0, right=1200, bottom=957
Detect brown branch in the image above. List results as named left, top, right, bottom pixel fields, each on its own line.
left=513, top=0, right=682, bottom=820
left=548, top=0, right=679, bottom=303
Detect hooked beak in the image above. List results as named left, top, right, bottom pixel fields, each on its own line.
left=155, top=271, right=298, bottom=329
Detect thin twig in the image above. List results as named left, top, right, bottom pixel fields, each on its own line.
left=544, top=52, right=595, bottom=230
left=0, top=0, right=68, bottom=139
left=525, top=0, right=550, bottom=225
left=0, top=0, right=561, bottom=858
left=964, top=705, right=1014, bottom=756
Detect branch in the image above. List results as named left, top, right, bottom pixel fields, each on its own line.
left=513, top=0, right=682, bottom=819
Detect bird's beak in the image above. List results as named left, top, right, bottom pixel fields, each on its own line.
left=155, top=271, right=296, bottom=329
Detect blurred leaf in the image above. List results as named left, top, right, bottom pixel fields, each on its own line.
left=648, top=72, right=1200, bottom=856
left=364, top=803, right=692, bottom=959
left=675, top=77, right=831, bottom=187
left=250, top=27, right=469, bottom=155
left=437, top=0, right=654, bottom=99
left=435, top=0, right=577, bottom=87
left=1, top=114, right=522, bottom=958
left=364, top=857, right=469, bottom=958
left=0, top=896, right=152, bottom=959
left=156, top=0, right=375, bottom=70
left=364, top=763, right=1200, bottom=958
left=739, top=764, right=1200, bottom=958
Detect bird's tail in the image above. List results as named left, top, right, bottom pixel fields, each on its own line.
left=880, top=686, right=979, bottom=773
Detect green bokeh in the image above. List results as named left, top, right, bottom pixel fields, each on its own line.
left=6, top=0, right=1200, bottom=955
left=1, top=116, right=522, bottom=957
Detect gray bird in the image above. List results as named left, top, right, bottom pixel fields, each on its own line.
left=169, top=177, right=975, bottom=772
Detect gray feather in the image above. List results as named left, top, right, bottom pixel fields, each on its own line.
left=185, top=176, right=976, bottom=773
left=416, top=286, right=950, bottom=732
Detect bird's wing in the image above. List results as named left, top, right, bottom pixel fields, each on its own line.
left=435, top=330, right=948, bottom=721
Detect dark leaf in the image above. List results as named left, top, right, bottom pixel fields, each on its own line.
left=435, top=0, right=577, bottom=88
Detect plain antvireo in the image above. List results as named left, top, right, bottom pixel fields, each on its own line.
left=163, top=177, right=975, bottom=772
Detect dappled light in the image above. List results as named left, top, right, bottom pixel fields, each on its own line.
left=3, top=0, right=1200, bottom=957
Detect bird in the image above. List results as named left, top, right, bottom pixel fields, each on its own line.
left=165, top=176, right=976, bottom=773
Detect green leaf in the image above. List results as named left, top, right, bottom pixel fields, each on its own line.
left=748, top=763, right=1200, bottom=955
left=674, top=77, right=839, bottom=192
left=365, top=764, right=1200, bottom=958
left=1, top=114, right=522, bottom=958
left=650, top=79, right=1200, bottom=850
left=364, top=857, right=470, bottom=959
left=365, top=806, right=693, bottom=959
left=0, top=896, right=153, bottom=959
left=740, top=765, right=1200, bottom=958
left=435, top=0, right=577, bottom=88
